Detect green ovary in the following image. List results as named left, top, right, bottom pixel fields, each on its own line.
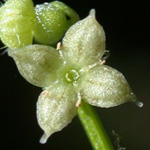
left=65, top=69, right=80, bottom=83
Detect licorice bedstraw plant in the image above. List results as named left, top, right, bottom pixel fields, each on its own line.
left=0, top=0, right=143, bottom=149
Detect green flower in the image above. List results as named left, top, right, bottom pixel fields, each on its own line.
left=34, top=1, right=79, bottom=45
left=0, top=0, right=79, bottom=49
left=0, top=0, right=36, bottom=49
left=8, top=9, right=142, bottom=144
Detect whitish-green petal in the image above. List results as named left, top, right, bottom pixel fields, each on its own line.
left=37, top=84, right=77, bottom=144
left=8, top=44, right=61, bottom=87
left=62, top=9, right=105, bottom=67
left=80, top=65, right=138, bottom=108
left=0, top=0, right=36, bottom=49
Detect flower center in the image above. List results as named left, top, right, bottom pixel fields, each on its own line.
left=65, top=69, right=80, bottom=83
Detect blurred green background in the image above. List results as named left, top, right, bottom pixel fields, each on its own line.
left=0, top=0, right=149, bottom=149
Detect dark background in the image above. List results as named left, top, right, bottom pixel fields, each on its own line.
left=0, top=0, right=150, bottom=149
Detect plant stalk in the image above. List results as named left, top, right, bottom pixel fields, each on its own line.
left=78, top=100, right=115, bottom=150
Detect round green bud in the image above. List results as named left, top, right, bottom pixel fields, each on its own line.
left=0, top=0, right=36, bottom=49
left=33, top=1, right=79, bottom=45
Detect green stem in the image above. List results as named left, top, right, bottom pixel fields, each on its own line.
left=78, top=100, right=115, bottom=150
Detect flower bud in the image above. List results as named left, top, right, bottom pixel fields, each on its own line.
left=33, top=1, right=79, bottom=45
left=0, top=0, right=36, bottom=49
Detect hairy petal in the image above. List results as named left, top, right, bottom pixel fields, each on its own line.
left=8, top=44, right=61, bottom=87
left=62, top=9, right=105, bottom=67
left=36, top=84, right=77, bottom=144
left=80, top=65, right=138, bottom=108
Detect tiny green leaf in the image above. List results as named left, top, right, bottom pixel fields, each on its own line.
left=8, top=44, right=62, bottom=87
left=33, top=1, right=79, bottom=45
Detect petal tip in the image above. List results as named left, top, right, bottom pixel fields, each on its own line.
left=39, top=133, right=50, bottom=144
left=89, top=9, right=96, bottom=18
left=135, top=101, right=144, bottom=108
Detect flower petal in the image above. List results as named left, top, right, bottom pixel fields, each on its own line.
left=62, top=9, right=105, bottom=67
left=80, top=65, right=138, bottom=108
left=8, top=44, right=62, bottom=87
left=36, top=84, right=77, bottom=144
